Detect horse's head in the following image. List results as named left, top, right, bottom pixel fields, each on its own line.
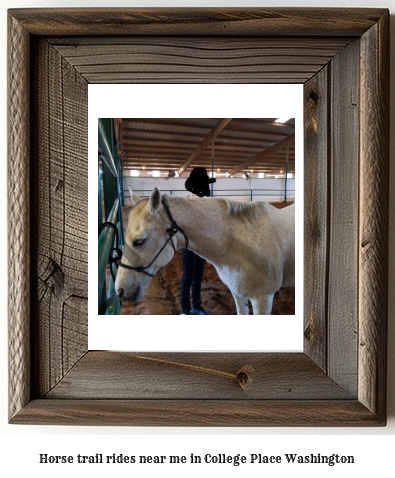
left=115, top=188, right=176, bottom=302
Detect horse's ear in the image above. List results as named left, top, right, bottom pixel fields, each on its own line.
left=128, top=187, right=141, bottom=206
left=149, top=187, right=161, bottom=213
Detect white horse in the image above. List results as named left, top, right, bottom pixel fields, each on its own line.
left=115, top=188, right=295, bottom=315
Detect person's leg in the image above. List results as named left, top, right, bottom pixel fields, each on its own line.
left=179, top=248, right=197, bottom=314
left=191, top=255, right=210, bottom=314
left=191, top=255, right=205, bottom=309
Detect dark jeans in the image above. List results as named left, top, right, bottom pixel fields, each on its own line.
left=180, top=248, right=206, bottom=312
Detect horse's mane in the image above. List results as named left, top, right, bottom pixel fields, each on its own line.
left=133, top=195, right=274, bottom=222
left=221, top=198, right=268, bottom=220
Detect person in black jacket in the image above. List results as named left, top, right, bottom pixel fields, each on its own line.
left=180, top=167, right=215, bottom=315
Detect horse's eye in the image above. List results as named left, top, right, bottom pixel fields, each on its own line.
left=132, top=238, right=146, bottom=247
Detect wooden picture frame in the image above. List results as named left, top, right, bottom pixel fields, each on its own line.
left=8, top=8, right=389, bottom=426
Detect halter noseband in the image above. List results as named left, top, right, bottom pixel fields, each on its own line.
left=118, top=196, right=189, bottom=277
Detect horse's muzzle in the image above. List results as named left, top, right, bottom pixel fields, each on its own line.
left=117, top=286, right=141, bottom=303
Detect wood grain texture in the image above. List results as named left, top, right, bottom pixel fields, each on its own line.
left=8, top=13, right=31, bottom=421
left=30, top=39, right=88, bottom=397
left=11, top=399, right=384, bottom=427
left=7, top=8, right=389, bottom=426
left=359, top=12, right=389, bottom=420
left=46, top=352, right=353, bottom=400
left=303, top=67, right=329, bottom=371
left=49, top=37, right=350, bottom=84
left=327, top=39, right=360, bottom=396
left=8, top=8, right=387, bottom=37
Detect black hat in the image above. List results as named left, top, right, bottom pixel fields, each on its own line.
left=185, top=167, right=216, bottom=197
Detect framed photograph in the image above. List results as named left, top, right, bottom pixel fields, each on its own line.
left=8, top=8, right=389, bottom=426
left=90, top=86, right=303, bottom=352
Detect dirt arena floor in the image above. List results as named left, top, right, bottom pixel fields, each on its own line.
left=117, top=202, right=295, bottom=316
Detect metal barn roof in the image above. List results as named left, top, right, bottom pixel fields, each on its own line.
left=118, top=118, right=296, bottom=177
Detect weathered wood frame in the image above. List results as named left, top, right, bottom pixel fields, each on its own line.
left=8, top=8, right=389, bottom=426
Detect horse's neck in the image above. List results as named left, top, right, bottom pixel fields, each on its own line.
left=168, top=197, right=227, bottom=262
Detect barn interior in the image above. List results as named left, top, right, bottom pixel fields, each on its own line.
left=120, top=117, right=295, bottom=177
left=98, top=118, right=296, bottom=316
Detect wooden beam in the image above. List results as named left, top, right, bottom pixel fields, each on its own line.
left=229, top=133, right=295, bottom=176
left=177, top=118, right=233, bottom=175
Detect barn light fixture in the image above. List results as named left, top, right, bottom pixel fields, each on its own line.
left=274, top=117, right=291, bottom=124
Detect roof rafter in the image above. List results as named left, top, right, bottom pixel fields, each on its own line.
left=178, top=118, right=233, bottom=176
left=229, top=134, right=295, bottom=176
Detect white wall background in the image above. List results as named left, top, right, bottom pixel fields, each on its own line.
left=1, top=0, right=395, bottom=475
left=124, top=176, right=296, bottom=204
